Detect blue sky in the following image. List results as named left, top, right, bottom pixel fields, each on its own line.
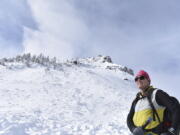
left=0, top=0, right=180, bottom=99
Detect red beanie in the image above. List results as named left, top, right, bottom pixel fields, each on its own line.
left=135, top=70, right=151, bottom=82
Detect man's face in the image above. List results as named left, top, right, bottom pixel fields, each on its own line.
left=135, top=76, right=150, bottom=90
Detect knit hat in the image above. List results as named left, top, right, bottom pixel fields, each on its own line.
left=135, top=70, right=151, bottom=82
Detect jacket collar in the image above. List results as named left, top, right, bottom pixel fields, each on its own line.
left=139, top=86, right=154, bottom=99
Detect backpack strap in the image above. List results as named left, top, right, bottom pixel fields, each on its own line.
left=147, top=89, right=161, bottom=124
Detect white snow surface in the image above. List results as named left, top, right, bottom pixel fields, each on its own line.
left=0, top=56, right=137, bottom=135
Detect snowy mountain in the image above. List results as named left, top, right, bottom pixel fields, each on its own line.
left=0, top=54, right=137, bottom=135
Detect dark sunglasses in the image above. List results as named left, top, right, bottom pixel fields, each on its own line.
left=135, top=76, right=145, bottom=82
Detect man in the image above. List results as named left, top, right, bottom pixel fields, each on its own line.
left=127, top=70, right=180, bottom=135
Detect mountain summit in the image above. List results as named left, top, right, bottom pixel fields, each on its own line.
left=0, top=54, right=137, bottom=135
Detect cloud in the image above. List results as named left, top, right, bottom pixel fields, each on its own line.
left=0, top=0, right=37, bottom=58
left=23, top=0, right=90, bottom=60
left=23, top=0, right=180, bottom=64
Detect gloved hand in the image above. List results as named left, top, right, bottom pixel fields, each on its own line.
left=133, top=127, right=144, bottom=135
left=168, top=127, right=176, bottom=135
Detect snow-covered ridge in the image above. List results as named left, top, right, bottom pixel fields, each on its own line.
left=0, top=54, right=134, bottom=76
left=69, top=55, right=134, bottom=76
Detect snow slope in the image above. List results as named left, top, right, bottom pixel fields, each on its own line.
left=0, top=55, right=137, bottom=135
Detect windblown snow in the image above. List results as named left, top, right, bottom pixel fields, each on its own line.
left=0, top=54, right=137, bottom=135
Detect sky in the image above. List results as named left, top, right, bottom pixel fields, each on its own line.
left=0, top=0, right=180, bottom=99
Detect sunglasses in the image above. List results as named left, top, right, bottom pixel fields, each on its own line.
left=135, top=76, right=145, bottom=82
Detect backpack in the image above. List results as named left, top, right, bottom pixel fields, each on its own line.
left=164, top=97, right=180, bottom=122
left=147, top=89, right=180, bottom=133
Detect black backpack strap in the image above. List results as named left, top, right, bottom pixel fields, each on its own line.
left=134, top=92, right=141, bottom=103
left=147, top=89, right=161, bottom=124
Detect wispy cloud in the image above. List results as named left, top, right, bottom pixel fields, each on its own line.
left=0, top=0, right=36, bottom=58
left=24, top=0, right=180, bottom=66
left=23, top=0, right=90, bottom=60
